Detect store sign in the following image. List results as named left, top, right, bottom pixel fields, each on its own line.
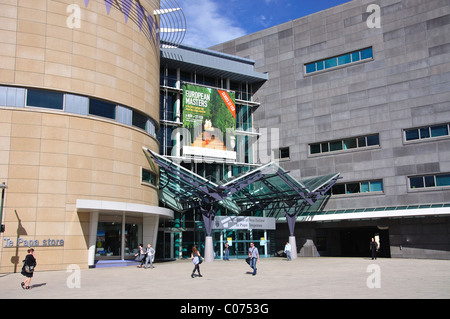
left=182, top=84, right=236, bottom=160
left=213, top=216, right=276, bottom=230
left=3, top=237, right=64, bottom=248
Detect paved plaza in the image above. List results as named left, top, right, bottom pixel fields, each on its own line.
left=1, top=257, right=449, bottom=299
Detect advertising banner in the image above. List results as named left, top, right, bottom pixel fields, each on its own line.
left=182, top=84, right=236, bottom=159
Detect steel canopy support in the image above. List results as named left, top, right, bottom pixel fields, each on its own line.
left=200, top=204, right=215, bottom=262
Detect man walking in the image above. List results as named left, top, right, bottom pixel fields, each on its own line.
left=248, top=242, right=260, bottom=276
left=284, top=241, right=291, bottom=261
left=144, top=243, right=155, bottom=269
left=370, top=238, right=378, bottom=260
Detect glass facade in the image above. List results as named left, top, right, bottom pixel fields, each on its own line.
left=157, top=64, right=270, bottom=259
left=95, top=218, right=143, bottom=261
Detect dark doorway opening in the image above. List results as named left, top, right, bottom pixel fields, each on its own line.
left=340, top=226, right=390, bottom=258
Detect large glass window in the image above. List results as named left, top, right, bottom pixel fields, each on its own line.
left=96, top=222, right=122, bottom=258
left=27, top=89, right=64, bottom=110
left=89, top=99, right=116, bottom=119
left=133, top=111, right=148, bottom=130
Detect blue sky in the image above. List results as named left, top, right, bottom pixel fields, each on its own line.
left=176, top=0, right=352, bottom=48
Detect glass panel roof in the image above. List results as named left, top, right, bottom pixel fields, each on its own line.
left=143, top=147, right=340, bottom=218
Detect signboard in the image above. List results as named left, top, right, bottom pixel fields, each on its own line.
left=3, top=237, right=64, bottom=248
left=213, top=216, right=276, bottom=230
left=182, top=84, right=236, bottom=159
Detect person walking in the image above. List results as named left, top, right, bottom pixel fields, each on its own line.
left=191, top=246, right=203, bottom=278
left=135, top=244, right=146, bottom=268
left=21, top=248, right=37, bottom=290
left=370, top=238, right=378, bottom=260
left=223, top=241, right=230, bottom=261
left=144, top=243, right=155, bottom=269
left=284, top=241, right=291, bottom=261
left=248, top=242, right=259, bottom=276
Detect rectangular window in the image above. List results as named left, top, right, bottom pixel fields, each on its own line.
left=305, top=47, right=373, bottom=75
left=404, top=124, right=449, bottom=142
left=366, top=134, right=380, bottom=146
left=338, top=54, right=351, bottom=65
left=142, top=168, right=157, bottom=186
left=89, top=99, right=116, bottom=120
left=430, top=125, right=448, bottom=138
left=343, top=138, right=357, bottom=150
left=0, top=86, right=25, bottom=107
left=405, top=129, right=419, bottom=141
left=331, top=180, right=383, bottom=195
left=410, top=176, right=424, bottom=189
left=310, top=134, right=379, bottom=155
left=66, top=94, right=89, bottom=115
left=436, top=174, right=450, bottom=187
left=370, top=180, right=383, bottom=192
left=132, top=111, right=148, bottom=130
left=409, top=174, right=450, bottom=189
left=325, top=57, right=337, bottom=69
left=278, top=147, right=290, bottom=160
left=27, top=89, right=63, bottom=110
left=310, top=144, right=321, bottom=154
left=360, top=47, right=373, bottom=60
left=330, top=140, right=342, bottom=152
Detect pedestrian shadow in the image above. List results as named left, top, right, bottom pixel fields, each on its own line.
left=30, top=283, right=47, bottom=289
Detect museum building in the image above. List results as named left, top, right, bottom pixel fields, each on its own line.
left=0, top=0, right=179, bottom=272
left=1, top=0, right=450, bottom=273
left=211, top=0, right=450, bottom=259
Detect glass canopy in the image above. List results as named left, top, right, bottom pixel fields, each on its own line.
left=143, top=147, right=340, bottom=219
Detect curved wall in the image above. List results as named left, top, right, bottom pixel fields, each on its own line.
left=0, top=0, right=161, bottom=271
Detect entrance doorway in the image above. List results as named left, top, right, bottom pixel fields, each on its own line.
left=213, top=229, right=271, bottom=259
left=340, top=226, right=390, bottom=258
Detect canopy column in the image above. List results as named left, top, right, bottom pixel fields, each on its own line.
left=200, top=205, right=215, bottom=262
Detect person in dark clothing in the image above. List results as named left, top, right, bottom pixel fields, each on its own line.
left=21, top=248, right=37, bottom=290
left=191, top=246, right=203, bottom=278
left=370, top=238, right=378, bottom=260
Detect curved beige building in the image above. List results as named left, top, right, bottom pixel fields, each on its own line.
left=0, top=0, right=172, bottom=272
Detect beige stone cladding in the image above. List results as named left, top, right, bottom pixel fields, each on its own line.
left=0, top=0, right=160, bottom=272
left=0, top=0, right=159, bottom=120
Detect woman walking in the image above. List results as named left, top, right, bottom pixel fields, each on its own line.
left=190, top=246, right=203, bottom=278
left=21, top=248, right=37, bottom=290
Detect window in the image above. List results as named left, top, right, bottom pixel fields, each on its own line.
left=409, top=174, right=450, bottom=189
left=331, top=180, right=384, bottom=195
left=278, top=147, right=290, bottom=160
left=133, top=111, right=148, bottom=130
left=305, top=47, right=373, bottom=75
left=310, top=134, right=379, bottom=155
left=1, top=85, right=156, bottom=136
left=27, top=89, right=63, bottom=110
left=405, top=124, right=450, bottom=142
left=142, top=168, right=157, bottom=186
left=0, top=86, right=25, bottom=107
left=89, top=99, right=116, bottom=120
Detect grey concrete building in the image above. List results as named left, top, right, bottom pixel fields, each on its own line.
left=211, top=0, right=450, bottom=259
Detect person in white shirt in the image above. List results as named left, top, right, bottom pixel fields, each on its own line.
left=144, top=243, right=155, bottom=269
left=284, top=241, right=291, bottom=261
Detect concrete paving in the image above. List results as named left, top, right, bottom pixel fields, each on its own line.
left=1, top=257, right=449, bottom=299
